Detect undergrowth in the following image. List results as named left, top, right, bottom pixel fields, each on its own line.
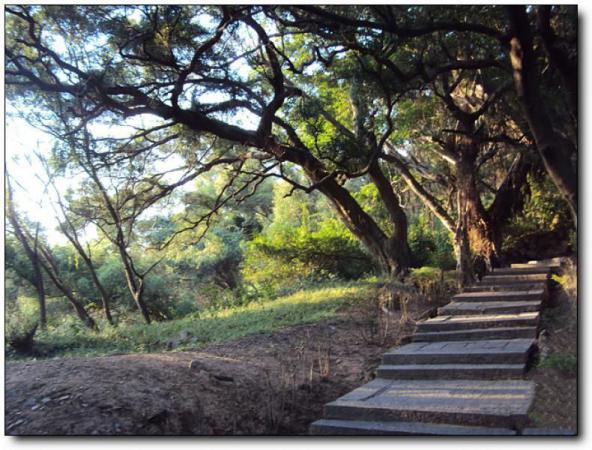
left=7, top=281, right=378, bottom=360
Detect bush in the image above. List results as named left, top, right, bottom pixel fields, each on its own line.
left=408, top=213, right=456, bottom=270
left=6, top=306, right=39, bottom=355
left=242, top=181, right=377, bottom=294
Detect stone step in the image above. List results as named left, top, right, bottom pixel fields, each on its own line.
left=452, top=289, right=544, bottom=303
left=438, top=300, right=542, bottom=316
left=464, top=283, right=547, bottom=292
left=377, top=363, right=526, bottom=380
left=383, top=338, right=536, bottom=365
left=511, top=259, right=561, bottom=269
left=412, top=326, right=538, bottom=342
left=323, top=378, right=535, bottom=429
left=417, top=312, right=540, bottom=332
left=479, top=273, right=550, bottom=285
left=310, top=418, right=517, bottom=435
left=489, top=267, right=553, bottom=276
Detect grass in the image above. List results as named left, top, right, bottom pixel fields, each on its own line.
left=538, top=353, right=577, bottom=375
left=8, top=281, right=378, bottom=360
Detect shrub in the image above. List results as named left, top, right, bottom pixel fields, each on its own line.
left=6, top=306, right=39, bottom=355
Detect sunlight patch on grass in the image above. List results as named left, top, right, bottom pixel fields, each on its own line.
left=20, top=282, right=376, bottom=360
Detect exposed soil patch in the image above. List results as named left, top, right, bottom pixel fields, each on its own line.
left=5, top=292, right=446, bottom=436
left=526, top=278, right=578, bottom=432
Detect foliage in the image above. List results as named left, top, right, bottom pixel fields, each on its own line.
left=242, top=181, right=376, bottom=291
left=408, top=212, right=456, bottom=269
left=15, top=281, right=377, bottom=360
left=503, top=173, right=574, bottom=256
left=538, top=353, right=577, bottom=375
left=5, top=299, right=40, bottom=355
left=3, top=5, right=577, bottom=356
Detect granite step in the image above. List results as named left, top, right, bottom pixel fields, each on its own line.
left=478, top=273, right=550, bottom=285
left=376, top=363, right=526, bottom=380
left=417, top=312, right=540, bottom=332
left=438, top=300, right=542, bottom=316
left=412, top=326, right=538, bottom=342
left=452, top=289, right=544, bottom=303
left=464, top=283, right=547, bottom=292
left=382, top=338, right=536, bottom=365
left=322, top=378, right=535, bottom=429
left=511, top=260, right=561, bottom=269
left=310, top=418, right=517, bottom=435
left=489, top=267, right=553, bottom=276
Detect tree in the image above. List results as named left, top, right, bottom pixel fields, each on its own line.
left=5, top=176, right=47, bottom=328
left=38, top=154, right=115, bottom=324
left=4, top=5, right=413, bottom=276
left=282, top=4, right=574, bottom=281
left=506, top=5, right=577, bottom=225
left=6, top=173, right=97, bottom=330
left=289, top=5, right=577, bottom=225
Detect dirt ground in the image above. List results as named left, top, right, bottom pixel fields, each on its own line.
left=526, top=277, right=578, bottom=432
left=5, top=273, right=578, bottom=436
left=5, top=292, right=444, bottom=436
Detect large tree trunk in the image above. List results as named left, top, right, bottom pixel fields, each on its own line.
left=275, top=142, right=410, bottom=276
left=317, top=177, right=407, bottom=276
left=454, top=221, right=474, bottom=287
left=536, top=6, right=578, bottom=119
left=507, top=6, right=578, bottom=226
left=368, top=161, right=412, bottom=273
left=454, top=132, right=499, bottom=277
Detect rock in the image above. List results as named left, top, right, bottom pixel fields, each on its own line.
left=23, top=398, right=37, bottom=408
left=147, top=409, right=169, bottom=425
left=211, top=374, right=234, bottom=383
left=189, top=360, right=207, bottom=371
left=6, top=419, right=25, bottom=430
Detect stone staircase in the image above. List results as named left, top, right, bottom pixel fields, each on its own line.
left=310, top=262, right=558, bottom=436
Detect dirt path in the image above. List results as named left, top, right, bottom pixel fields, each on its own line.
left=5, top=297, right=441, bottom=435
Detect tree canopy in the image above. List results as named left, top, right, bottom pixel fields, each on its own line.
left=5, top=5, right=577, bottom=327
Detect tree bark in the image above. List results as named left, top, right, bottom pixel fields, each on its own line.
left=368, top=161, right=412, bottom=274
left=7, top=210, right=47, bottom=328
left=536, top=6, right=578, bottom=118
left=57, top=221, right=114, bottom=324
left=454, top=221, right=474, bottom=287
left=316, top=174, right=407, bottom=276
left=487, top=151, right=531, bottom=259
left=507, top=6, right=578, bottom=226
left=455, top=148, right=498, bottom=272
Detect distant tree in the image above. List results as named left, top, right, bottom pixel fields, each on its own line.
left=6, top=173, right=97, bottom=330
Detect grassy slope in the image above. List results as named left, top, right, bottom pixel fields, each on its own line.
left=15, top=281, right=377, bottom=360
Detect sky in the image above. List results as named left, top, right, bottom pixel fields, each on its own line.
left=3, top=6, right=262, bottom=246
left=5, top=113, right=69, bottom=244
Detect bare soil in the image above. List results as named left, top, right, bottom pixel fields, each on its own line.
left=526, top=280, right=578, bottom=432
left=5, top=274, right=577, bottom=436
left=5, top=293, right=444, bottom=436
